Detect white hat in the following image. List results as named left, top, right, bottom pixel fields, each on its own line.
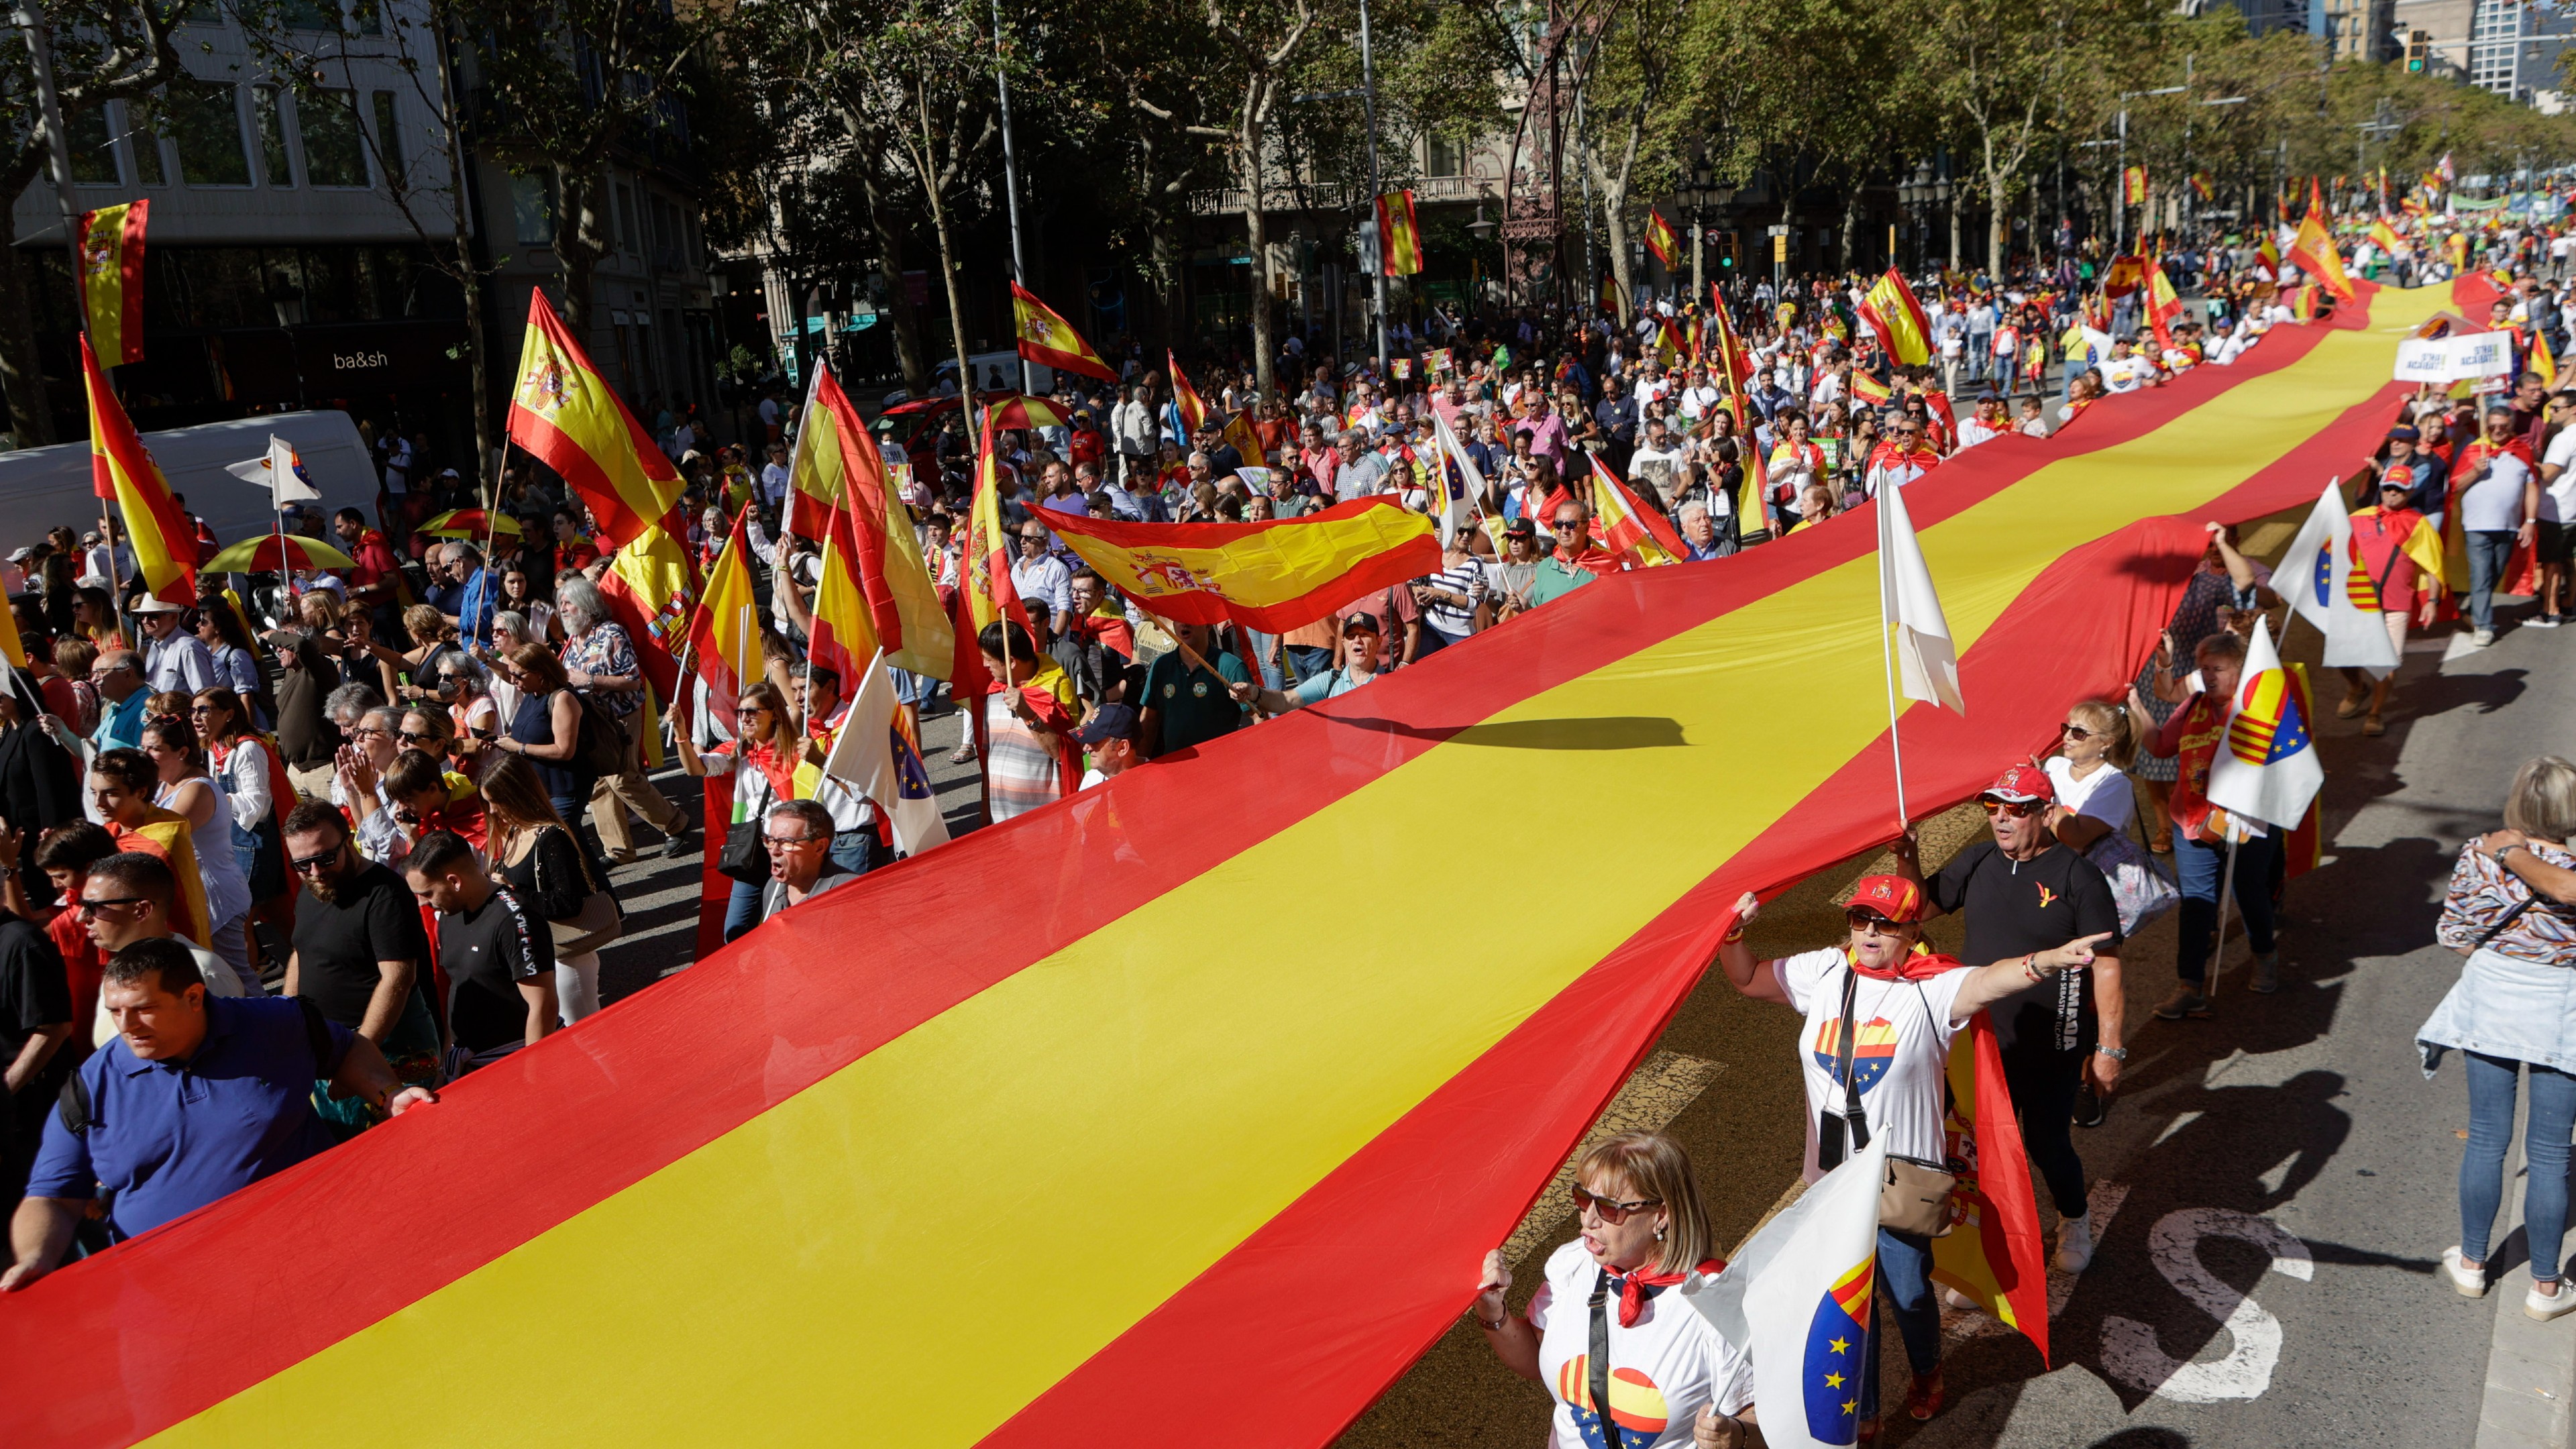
left=129, top=596, right=184, bottom=614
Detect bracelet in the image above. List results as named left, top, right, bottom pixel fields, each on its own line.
left=1470, top=1308, right=1508, bottom=1331
left=2021, top=952, right=2043, bottom=983
left=1722, top=925, right=1746, bottom=945
left=2493, top=843, right=2522, bottom=863
left=2094, top=1045, right=2129, bottom=1061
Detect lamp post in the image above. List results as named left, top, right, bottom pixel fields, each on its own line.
left=2114, top=84, right=2186, bottom=252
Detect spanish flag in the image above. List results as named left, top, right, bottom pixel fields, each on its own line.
left=2367, top=219, right=2402, bottom=254
left=1376, top=191, right=1424, bottom=276
left=2256, top=231, right=2281, bottom=279
left=78, top=200, right=147, bottom=366
left=2188, top=172, right=2214, bottom=203
left=2102, top=252, right=2146, bottom=299
left=2532, top=323, right=2559, bottom=390
left=1167, top=352, right=1210, bottom=437
left=962, top=429, right=1027, bottom=638
left=1644, top=209, right=1678, bottom=268
left=1588, top=455, right=1686, bottom=568
left=83, top=336, right=194, bottom=605
left=1010, top=282, right=1116, bottom=382
left=1850, top=368, right=1892, bottom=407
left=2289, top=208, right=2355, bottom=298
left=792, top=364, right=954, bottom=679
left=600, top=521, right=694, bottom=724
left=508, top=290, right=686, bottom=550
left=1601, top=271, right=1626, bottom=317
left=2122, top=166, right=2148, bottom=205
left=1859, top=267, right=1932, bottom=366
left=682, top=502, right=762, bottom=717
left=1929, top=1016, right=2052, bottom=1361
left=1038, top=498, right=1437, bottom=634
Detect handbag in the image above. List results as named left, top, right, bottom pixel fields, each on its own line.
left=1821, top=965, right=1957, bottom=1237
left=717, top=820, right=769, bottom=887
left=2084, top=825, right=2180, bottom=936
left=537, top=826, right=627, bottom=955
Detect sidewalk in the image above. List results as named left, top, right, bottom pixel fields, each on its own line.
left=2477, top=1136, right=2576, bottom=1448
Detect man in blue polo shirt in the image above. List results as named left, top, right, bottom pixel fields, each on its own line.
left=1, top=939, right=433, bottom=1290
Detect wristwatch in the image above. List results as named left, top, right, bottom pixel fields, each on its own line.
left=2493, top=843, right=2524, bottom=864
left=2094, top=1045, right=2129, bottom=1061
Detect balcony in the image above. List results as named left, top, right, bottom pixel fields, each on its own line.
left=1187, top=170, right=1498, bottom=217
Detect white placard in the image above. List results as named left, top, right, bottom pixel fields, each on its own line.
left=2393, top=337, right=2452, bottom=384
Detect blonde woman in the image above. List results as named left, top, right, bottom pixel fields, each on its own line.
left=1472, top=1132, right=1756, bottom=1449
left=2422, top=757, right=2576, bottom=1316
left=2043, top=695, right=2174, bottom=947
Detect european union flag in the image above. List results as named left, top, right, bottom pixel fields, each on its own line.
left=1800, top=1259, right=1874, bottom=1444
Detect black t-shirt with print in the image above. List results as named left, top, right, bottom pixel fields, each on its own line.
left=1929, top=840, right=2123, bottom=1056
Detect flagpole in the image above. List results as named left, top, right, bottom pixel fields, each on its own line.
left=2209, top=833, right=2241, bottom=1001
left=1876, top=504, right=1911, bottom=829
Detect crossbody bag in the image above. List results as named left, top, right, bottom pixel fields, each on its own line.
left=1820, top=965, right=1958, bottom=1238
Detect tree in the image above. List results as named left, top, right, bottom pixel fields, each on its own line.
left=0, top=0, right=185, bottom=445
left=447, top=0, right=704, bottom=338
left=1170, top=0, right=1313, bottom=396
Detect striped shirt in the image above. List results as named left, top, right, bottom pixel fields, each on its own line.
left=983, top=696, right=1063, bottom=823
left=1421, top=559, right=1488, bottom=637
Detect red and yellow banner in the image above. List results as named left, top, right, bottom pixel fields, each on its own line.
left=82, top=335, right=193, bottom=605
left=1860, top=266, right=1932, bottom=366
left=1010, top=282, right=1117, bottom=382
left=78, top=200, right=147, bottom=366
left=508, top=290, right=686, bottom=549
left=682, top=503, right=760, bottom=716
left=1375, top=191, right=1422, bottom=277
left=1643, top=208, right=1678, bottom=268
left=962, top=428, right=1026, bottom=640
left=2123, top=165, right=2148, bottom=205
left=1589, top=456, right=1686, bottom=568
left=1038, top=497, right=1437, bottom=634
left=1167, top=351, right=1209, bottom=437
left=2, top=279, right=2476, bottom=1449
left=598, top=521, right=694, bottom=727
left=2290, top=209, right=2357, bottom=298
left=792, top=364, right=954, bottom=680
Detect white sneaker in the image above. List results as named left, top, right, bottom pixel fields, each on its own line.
left=1939, top=1285, right=1978, bottom=1311
left=2054, top=1213, right=2094, bottom=1273
left=2474, top=629, right=2498, bottom=648
left=2530, top=1280, right=2576, bottom=1321
left=2443, top=1246, right=2489, bottom=1297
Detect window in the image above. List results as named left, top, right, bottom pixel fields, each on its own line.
left=299, top=91, right=369, bottom=186
left=509, top=171, right=555, bottom=244
left=370, top=91, right=402, bottom=181
left=351, top=0, right=384, bottom=32
left=64, top=106, right=118, bottom=184
left=1426, top=135, right=1465, bottom=178
left=253, top=85, right=292, bottom=186
left=168, top=83, right=251, bottom=186
left=119, top=103, right=165, bottom=185
left=280, top=0, right=338, bottom=29
left=615, top=182, right=637, bottom=254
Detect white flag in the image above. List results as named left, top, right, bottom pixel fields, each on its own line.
left=2204, top=616, right=2323, bottom=832
left=2273, top=480, right=2398, bottom=675
left=1427, top=409, right=1483, bottom=547
left=1680, top=1136, right=1886, bottom=1449
left=820, top=649, right=951, bottom=857
left=1876, top=480, right=1965, bottom=714
left=222, top=435, right=322, bottom=504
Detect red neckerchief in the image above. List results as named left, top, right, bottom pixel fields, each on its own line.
left=1604, top=1256, right=1727, bottom=1327
left=1845, top=944, right=1962, bottom=983
left=741, top=737, right=796, bottom=802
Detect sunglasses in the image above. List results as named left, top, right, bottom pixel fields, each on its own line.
left=762, top=834, right=822, bottom=849
left=74, top=896, right=147, bottom=916
left=2060, top=722, right=2093, bottom=741
left=1553, top=517, right=1585, bottom=529
left=290, top=845, right=346, bottom=873
left=1845, top=907, right=1904, bottom=933
left=1569, top=1184, right=1662, bottom=1224
left=398, top=730, right=439, bottom=745
left=1980, top=798, right=2040, bottom=818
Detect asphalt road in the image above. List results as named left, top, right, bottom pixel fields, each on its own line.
left=1336, top=594, right=2575, bottom=1448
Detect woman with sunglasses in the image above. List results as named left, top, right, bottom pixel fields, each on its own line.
left=1470, top=1131, right=1756, bottom=1449
left=138, top=712, right=258, bottom=994
left=398, top=705, right=458, bottom=767
left=193, top=596, right=270, bottom=729
left=676, top=681, right=799, bottom=944
left=1715, top=875, right=2109, bottom=1434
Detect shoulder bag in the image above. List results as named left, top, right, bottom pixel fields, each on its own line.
left=1823, top=964, right=1957, bottom=1238
left=535, top=825, right=625, bottom=955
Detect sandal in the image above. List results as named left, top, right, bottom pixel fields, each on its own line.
left=2336, top=690, right=2368, bottom=718
left=2362, top=715, right=2385, bottom=737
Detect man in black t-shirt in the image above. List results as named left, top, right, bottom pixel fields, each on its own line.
left=1897, top=763, right=2125, bottom=1275
left=282, top=801, right=439, bottom=1086
left=400, top=831, right=555, bottom=1072
left=0, top=908, right=74, bottom=1211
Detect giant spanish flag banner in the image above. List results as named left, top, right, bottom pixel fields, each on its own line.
left=1010, top=281, right=1118, bottom=382
left=4, top=279, right=2487, bottom=1449
left=82, top=335, right=195, bottom=606
left=78, top=200, right=147, bottom=366
left=507, top=289, right=686, bottom=549
left=1040, top=498, right=1438, bottom=634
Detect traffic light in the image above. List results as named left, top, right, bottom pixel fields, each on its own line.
left=1715, top=230, right=1739, bottom=268
left=2407, top=30, right=2429, bottom=72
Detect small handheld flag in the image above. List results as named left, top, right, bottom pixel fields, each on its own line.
left=1878, top=480, right=1964, bottom=714
left=2275, top=481, right=2399, bottom=674
left=223, top=435, right=323, bottom=504
left=822, top=649, right=952, bottom=858
left=2206, top=617, right=2324, bottom=831
left=2289, top=209, right=2355, bottom=299
left=1010, top=282, right=1118, bottom=382
left=2123, top=166, right=2149, bottom=206
left=1167, top=352, right=1210, bottom=437
left=1644, top=209, right=1678, bottom=269
left=78, top=200, right=148, bottom=366
left=1858, top=269, right=1932, bottom=367
left=83, top=335, right=195, bottom=605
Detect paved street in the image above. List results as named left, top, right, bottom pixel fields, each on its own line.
left=1338, top=590, right=2576, bottom=1448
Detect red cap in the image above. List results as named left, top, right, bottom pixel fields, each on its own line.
left=1980, top=763, right=2055, bottom=806
left=1843, top=875, right=1927, bottom=925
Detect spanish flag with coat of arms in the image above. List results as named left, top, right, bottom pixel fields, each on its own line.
left=508, top=290, right=688, bottom=549
left=1010, top=282, right=1117, bottom=382
left=79, top=201, right=148, bottom=366
left=83, top=335, right=195, bottom=605
left=1644, top=209, right=1678, bottom=268
left=1038, top=498, right=1437, bottom=635
left=1375, top=191, right=1423, bottom=276
left=1858, top=268, right=1932, bottom=366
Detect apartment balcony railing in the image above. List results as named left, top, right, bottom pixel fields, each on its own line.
left=1187, top=171, right=1498, bottom=217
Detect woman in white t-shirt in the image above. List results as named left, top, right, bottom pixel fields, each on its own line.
left=1715, top=874, right=2107, bottom=1434
left=1470, top=1132, right=1756, bottom=1449
left=2043, top=698, right=2137, bottom=851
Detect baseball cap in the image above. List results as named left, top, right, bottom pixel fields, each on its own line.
left=2386, top=424, right=2420, bottom=441
left=1843, top=875, right=1927, bottom=925
left=1503, top=517, right=1537, bottom=538
left=1980, top=762, right=2056, bottom=806
left=2381, top=464, right=2416, bottom=489
left=1342, top=612, right=1383, bottom=636
left=1075, top=703, right=1139, bottom=745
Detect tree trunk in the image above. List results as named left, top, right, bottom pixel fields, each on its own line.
left=1839, top=185, right=1865, bottom=274
left=0, top=208, right=54, bottom=447
left=1149, top=215, right=1183, bottom=356
left=860, top=166, right=928, bottom=394
left=1238, top=120, right=1273, bottom=398
left=553, top=163, right=604, bottom=339
left=917, top=82, right=977, bottom=443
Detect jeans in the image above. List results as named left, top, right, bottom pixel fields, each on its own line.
left=1862, top=1226, right=1942, bottom=1419
left=1284, top=645, right=1333, bottom=685
left=2463, top=1051, right=2576, bottom=1282
left=1968, top=334, right=1993, bottom=380
left=720, top=879, right=763, bottom=944
left=2000, top=1043, right=2090, bottom=1218
left=830, top=828, right=890, bottom=875
left=2468, top=529, right=2518, bottom=633
left=2171, top=827, right=2277, bottom=987
left=1415, top=623, right=1470, bottom=657
left=1243, top=629, right=1285, bottom=690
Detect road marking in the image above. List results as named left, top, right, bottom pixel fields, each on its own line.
left=2152, top=1110, right=2204, bottom=1150
left=1943, top=1180, right=2130, bottom=1345
left=1503, top=1051, right=1726, bottom=1266
left=2100, top=1207, right=2312, bottom=1403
